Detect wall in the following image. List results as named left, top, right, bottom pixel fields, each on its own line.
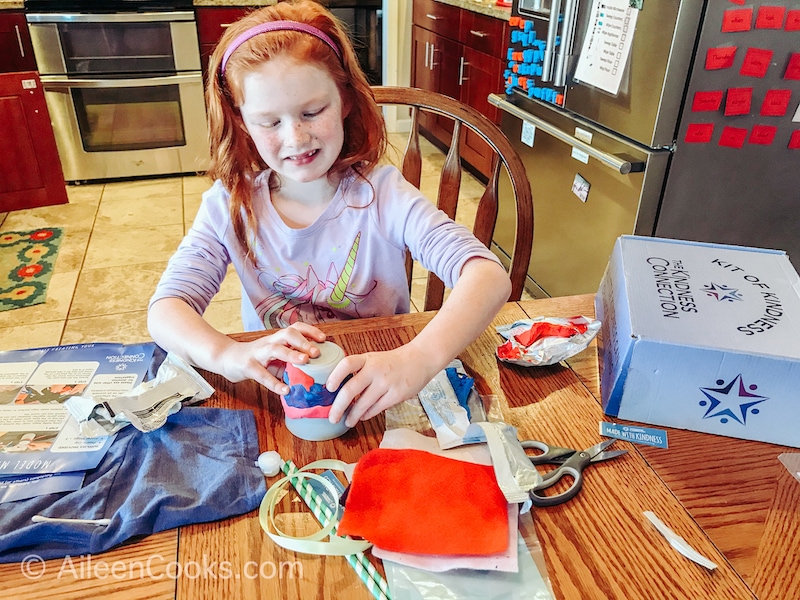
left=383, top=0, right=411, bottom=132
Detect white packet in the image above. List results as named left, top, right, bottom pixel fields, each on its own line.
left=66, top=352, right=214, bottom=436
left=496, top=316, right=600, bottom=367
left=418, top=360, right=486, bottom=449
left=476, top=421, right=542, bottom=510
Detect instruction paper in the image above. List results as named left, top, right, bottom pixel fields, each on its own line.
left=574, top=0, right=639, bottom=95
left=0, top=343, right=156, bottom=475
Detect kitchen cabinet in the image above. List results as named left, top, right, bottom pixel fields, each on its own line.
left=196, top=7, right=251, bottom=81
left=0, top=11, right=36, bottom=73
left=411, top=0, right=509, bottom=177
left=0, top=72, right=68, bottom=212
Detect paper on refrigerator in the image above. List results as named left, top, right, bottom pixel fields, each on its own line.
left=573, top=0, right=639, bottom=96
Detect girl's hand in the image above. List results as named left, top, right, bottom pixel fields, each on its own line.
left=326, top=343, right=439, bottom=427
left=218, top=322, right=326, bottom=394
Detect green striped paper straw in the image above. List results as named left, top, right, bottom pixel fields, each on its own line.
left=281, top=460, right=392, bottom=600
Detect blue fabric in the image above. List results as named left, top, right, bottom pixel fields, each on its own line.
left=0, top=407, right=266, bottom=563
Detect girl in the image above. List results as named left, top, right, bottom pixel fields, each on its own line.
left=148, top=0, right=512, bottom=427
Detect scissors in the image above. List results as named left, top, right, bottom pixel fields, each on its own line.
left=522, top=439, right=627, bottom=507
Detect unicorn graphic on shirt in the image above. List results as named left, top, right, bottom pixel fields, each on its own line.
left=256, top=232, right=375, bottom=327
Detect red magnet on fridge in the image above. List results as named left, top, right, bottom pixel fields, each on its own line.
left=722, top=8, right=752, bottom=32
left=685, top=123, right=715, bottom=143
left=719, top=126, right=748, bottom=148
left=749, top=125, right=778, bottom=145
left=760, top=89, right=792, bottom=116
left=785, top=10, right=800, bottom=31
left=784, top=54, right=800, bottom=81
left=740, top=48, right=773, bottom=78
left=692, top=90, right=723, bottom=112
left=755, top=6, right=785, bottom=29
left=725, top=87, right=753, bottom=116
left=706, top=46, right=737, bottom=70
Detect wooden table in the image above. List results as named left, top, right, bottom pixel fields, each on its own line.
left=1, top=294, right=798, bottom=599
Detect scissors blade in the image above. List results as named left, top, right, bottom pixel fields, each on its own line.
left=583, top=439, right=617, bottom=459
left=591, top=449, right=628, bottom=463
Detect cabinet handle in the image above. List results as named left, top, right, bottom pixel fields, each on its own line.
left=429, top=44, right=436, bottom=71
left=14, top=25, right=25, bottom=58
left=425, top=13, right=442, bottom=20
left=458, top=56, right=469, bottom=85
left=424, top=41, right=429, bottom=69
left=220, top=23, right=234, bottom=28
left=469, top=30, right=488, bottom=38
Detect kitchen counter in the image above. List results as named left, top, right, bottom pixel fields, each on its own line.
left=436, top=0, right=510, bottom=20
left=0, top=1, right=23, bottom=9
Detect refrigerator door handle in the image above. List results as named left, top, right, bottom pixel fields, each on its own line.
left=489, top=93, right=645, bottom=175
left=541, top=0, right=562, bottom=82
left=554, top=0, right=578, bottom=87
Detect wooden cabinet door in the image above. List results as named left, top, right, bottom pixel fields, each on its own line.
left=0, top=12, right=36, bottom=73
left=411, top=25, right=462, bottom=148
left=196, top=7, right=251, bottom=81
left=0, top=72, right=68, bottom=212
left=460, top=45, right=505, bottom=175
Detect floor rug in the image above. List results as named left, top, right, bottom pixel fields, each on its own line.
left=0, top=228, right=64, bottom=312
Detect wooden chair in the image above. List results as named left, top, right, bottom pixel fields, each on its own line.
left=372, top=86, right=533, bottom=311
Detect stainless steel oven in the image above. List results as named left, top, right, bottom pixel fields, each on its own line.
left=26, top=4, right=208, bottom=182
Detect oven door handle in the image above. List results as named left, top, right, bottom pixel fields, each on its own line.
left=39, top=73, right=203, bottom=90
left=26, top=11, right=196, bottom=24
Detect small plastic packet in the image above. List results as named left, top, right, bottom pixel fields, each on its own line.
left=66, top=352, right=214, bottom=436
left=496, top=315, right=601, bottom=367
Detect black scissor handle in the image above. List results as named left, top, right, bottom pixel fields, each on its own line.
left=520, top=440, right=576, bottom=464
left=530, top=452, right=589, bottom=507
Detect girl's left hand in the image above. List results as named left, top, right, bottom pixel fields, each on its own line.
left=325, top=344, right=438, bottom=427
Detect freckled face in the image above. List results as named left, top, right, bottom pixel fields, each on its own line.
left=237, top=56, right=346, bottom=186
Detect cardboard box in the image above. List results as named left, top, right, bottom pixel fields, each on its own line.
left=595, top=235, right=800, bottom=447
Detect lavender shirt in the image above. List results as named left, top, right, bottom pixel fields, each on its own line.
left=150, top=165, right=501, bottom=331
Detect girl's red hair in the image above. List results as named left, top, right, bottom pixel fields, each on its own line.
left=205, top=0, right=387, bottom=262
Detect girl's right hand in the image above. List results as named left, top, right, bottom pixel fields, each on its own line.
left=218, top=322, right=326, bottom=394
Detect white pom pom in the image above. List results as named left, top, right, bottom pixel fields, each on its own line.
left=257, top=451, right=283, bottom=477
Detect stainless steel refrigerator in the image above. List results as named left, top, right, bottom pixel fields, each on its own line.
left=490, top=0, right=800, bottom=298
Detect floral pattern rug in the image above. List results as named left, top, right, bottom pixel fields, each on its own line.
left=0, top=228, right=64, bottom=312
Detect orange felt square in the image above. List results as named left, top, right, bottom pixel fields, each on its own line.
left=337, top=448, right=509, bottom=556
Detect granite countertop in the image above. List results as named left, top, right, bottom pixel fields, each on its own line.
left=0, top=0, right=23, bottom=9
left=436, top=0, right=510, bottom=21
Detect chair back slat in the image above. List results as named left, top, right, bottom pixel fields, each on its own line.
left=401, top=106, right=422, bottom=188
left=474, top=156, right=501, bottom=246
left=438, top=120, right=462, bottom=220
left=372, top=86, right=534, bottom=311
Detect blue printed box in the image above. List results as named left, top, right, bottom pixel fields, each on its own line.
left=595, top=235, right=800, bottom=448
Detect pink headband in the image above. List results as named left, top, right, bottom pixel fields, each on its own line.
left=220, top=21, right=343, bottom=76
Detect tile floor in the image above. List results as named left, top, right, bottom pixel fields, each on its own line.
left=0, top=134, right=514, bottom=352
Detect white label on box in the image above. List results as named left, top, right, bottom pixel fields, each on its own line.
left=571, top=147, right=590, bottom=163
left=521, top=121, right=536, bottom=147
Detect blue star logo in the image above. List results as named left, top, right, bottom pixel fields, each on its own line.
left=699, top=374, right=767, bottom=425
left=700, top=282, right=743, bottom=302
